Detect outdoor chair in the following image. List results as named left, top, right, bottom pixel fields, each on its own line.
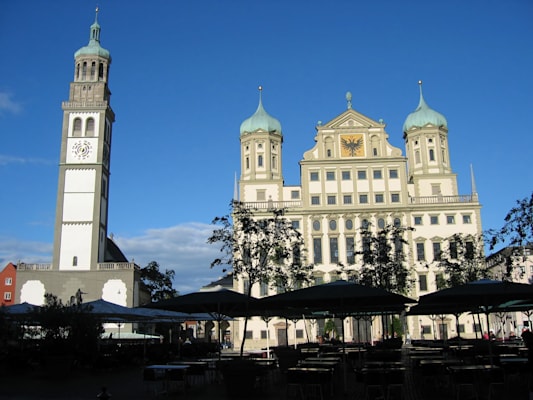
left=385, top=368, right=405, bottom=400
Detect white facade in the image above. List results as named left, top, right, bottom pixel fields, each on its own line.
left=234, top=88, right=483, bottom=348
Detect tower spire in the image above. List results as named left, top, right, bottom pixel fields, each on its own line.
left=470, top=164, right=478, bottom=195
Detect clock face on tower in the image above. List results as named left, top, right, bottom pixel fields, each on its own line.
left=71, top=140, right=93, bottom=160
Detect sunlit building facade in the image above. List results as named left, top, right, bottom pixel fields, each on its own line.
left=233, top=86, right=483, bottom=348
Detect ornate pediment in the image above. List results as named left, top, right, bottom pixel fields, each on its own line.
left=321, top=109, right=383, bottom=130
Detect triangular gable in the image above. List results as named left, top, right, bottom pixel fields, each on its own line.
left=321, top=109, right=382, bottom=129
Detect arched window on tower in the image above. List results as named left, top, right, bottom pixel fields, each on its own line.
left=272, top=155, right=277, bottom=169
left=99, top=63, right=104, bottom=80
left=73, top=118, right=82, bottom=137
left=415, top=150, right=421, bottom=164
left=82, top=62, right=87, bottom=80
left=76, top=64, right=80, bottom=80
left=246, top=157, right=250, bottom=169
left=429, top=149, right=435, bottom=161
left=86, top=118, right=95, bottom=136
left=72, top=256, right=78, bottom=266
left=91, top=61, right=96, bottom=79
left=258, top=155, right=263, bottom=167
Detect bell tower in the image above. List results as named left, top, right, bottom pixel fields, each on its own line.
left=52, top=8, right=115, bottom=271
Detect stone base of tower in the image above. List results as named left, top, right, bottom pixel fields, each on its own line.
left=15, top=263, right=149, bottom=308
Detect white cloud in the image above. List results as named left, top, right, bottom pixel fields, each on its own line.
left=0, top=223, right=228, bottom=296
left=0, top=155, right=53, bottom=166
left=113, top=222, right=228, bottom=294
left=0, top=92, right=22, bottom=115
left=0, top=238, right=52, bottom=266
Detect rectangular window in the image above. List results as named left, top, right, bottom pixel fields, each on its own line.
left=436, top=273, right=444, bottom=290
left=343, top=195, right=352, bottom=205
left=327, top=195, right=336, bottom=205
left=373, top=170, right=383, bottom=179
left=330, top=237, right=338, bottom=263
left=463, top=214, right=472, bottom=224
left=391, top=193, right=400, bottom=203
left=341, top=171, right=351, bottom=180
left=446, top=215, right=455, bottom=224
left=419, top=275, right=428, bottom=291
left=416, top=243, right=425, bottom=261
left=261, top=330, right=268, bottom=339
left=260, top=281, right=269, bottom=297
left=313, top=238, right=322, bottom=264
left=357, top=170, right=367, bottom=180
left=326, top=171, right=335, bottom=181
left=310, top=172, right=319, bottom=181
left=3, top=292, right=11, bottom=301
left=296, top=329, right=304, bottom=339
left=465, top=241, right=474, bottom=260
left=314, top=275, right=324, bottom=286
left=311, top=196, right=320, bottom=205
left=430, top=215, right=439, bottom=225
left=291, top=190, right=300, bottom=199
left=346, top=237, right=355, bottom=264
left=414, top=216, right=423, bottom=225
left=375, top=194, right=384, bottom=203
left=389, top=169, right=398, bottom=179
left=245, top=331, right=253, bottom=339
left=257, top=190, right=266, bottom=201
left=4, top=277, right=12, bottom=286
left=433, top=242, right=441, bottom=261
left=450, top=242, right=458, bottom=259
left=359, top=194, right=368, bottom=204
left=291, top=220, right=300, bottom=230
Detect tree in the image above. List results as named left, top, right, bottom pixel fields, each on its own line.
left=488, top=192, right=533, bottom=280
left=37, top=291, right=104, bottom=364
left=432, top=233, right=490, bottom=288
left=208, top=201, right=313, bottom=354
left=140, top=261, right=178, bottom=302
left=356, top=223, right=414, bottom=294
left=354, top=222, right=414, bottom=342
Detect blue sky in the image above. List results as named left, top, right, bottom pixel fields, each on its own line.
left=1, top=0, right=532, bottom=294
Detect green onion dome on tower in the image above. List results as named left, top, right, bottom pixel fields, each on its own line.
left=240, top=86, right=282, bottom=135
left=403, top=81, right=447, bottom=132
left=74, top=8, right=111, bottom=60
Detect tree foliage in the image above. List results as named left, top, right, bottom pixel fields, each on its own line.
left=489, top=191, right=533, bottom=249
left=355, top=223, right=414, bottom=294
left=487, top=192, right=533, bottom=280
left=208, top=201, right=314, bottom=355
left=208, top=201, right=314, bottom=296
left=38, top=291, right=104, bottom=358
left=432, top=233, right=490, bottom=288
left=140, top=261, right=178, bottom=302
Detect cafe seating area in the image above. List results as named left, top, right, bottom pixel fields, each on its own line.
left=137, top=339, right=529, bottom=399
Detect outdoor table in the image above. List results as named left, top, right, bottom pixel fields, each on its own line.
left=447, top=364, right=501, bottom=399
left=364, top=361, right=404, bottom=369
left=144, top=365, right=189, bottom=395
left=168, top=361, right=208, bottom=385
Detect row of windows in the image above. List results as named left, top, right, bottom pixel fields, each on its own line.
left=413, top=214, right=472, bottom=225
left=75, top=60, right=107, bottom=81
left=245, top=155, right=277, bottom=169
left=245, top=329, right=304, bottom=340
left=72, top=117, right=95, bottom=137
left=305, top=217, right=402, bottom=232
left=310, top=169, right=399, bottom=182
left=415, top=241, right=475, bottom=262
left=310, top=193, right=401, bottom=205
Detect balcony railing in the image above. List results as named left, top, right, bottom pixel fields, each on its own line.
left=408, top=194, right=477, bottom=205
left=97, top=262, right=139, bottom=271
left=17, top=263, right=52, bottom=271
left=241, top=200, right=302, bottom=210
left=62, top=101, right=109, bottom=109
left=17, top=262, right=139, bottom=271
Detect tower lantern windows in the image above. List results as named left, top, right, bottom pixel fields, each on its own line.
left=91, top=61, right=96, bottom=79
left=82, top=62, right=87, bottom=79
left=73, top=118, right=82, bottom=137
left=86, top=118, right=95, bottom=136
